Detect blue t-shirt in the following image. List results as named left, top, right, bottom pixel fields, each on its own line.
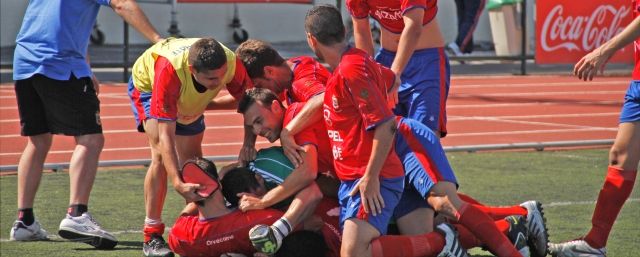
left=13, top=0, right=111, bottom=81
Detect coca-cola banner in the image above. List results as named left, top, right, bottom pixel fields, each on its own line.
left=536, top=0, right=634, bottom=64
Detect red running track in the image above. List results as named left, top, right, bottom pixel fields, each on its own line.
left=0, top=75, right=629, bottom=167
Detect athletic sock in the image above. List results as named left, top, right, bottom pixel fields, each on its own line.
left=584, top=166, right=637, bottom=248
left=371, top=231, right=445, bottom=257
left=456, top=202, right=523, bottom=257
left=67, top=204, right=88, bottom=217
left=454, top=219, right=510, bottom=249
left=143, top=217, right=165, bottom=242
left=272, top=217, right=293, bottom=244
left=17, top=208, right=34, bottom=226
left=472, top=205, right=528, bottom=220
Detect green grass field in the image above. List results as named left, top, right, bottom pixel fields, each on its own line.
left=1, top=148, right=638, bottom=256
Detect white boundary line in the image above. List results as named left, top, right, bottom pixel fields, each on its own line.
left=1, top=198, right=637, bottom=242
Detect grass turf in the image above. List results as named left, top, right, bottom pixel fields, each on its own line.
left=1, top=149, right=638, bottom=256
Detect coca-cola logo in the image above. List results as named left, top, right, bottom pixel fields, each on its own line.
left=540, top=5, right=630, bottom=52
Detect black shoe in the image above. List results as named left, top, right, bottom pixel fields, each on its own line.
left=505, top=215, right=530, bottom=257
left=143, top=234, right=174, bottom=257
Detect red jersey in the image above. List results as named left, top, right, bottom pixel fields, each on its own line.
left=284, top=102, right=336, bottom=178
left=633, top=0, right=640, bottom=80
left=322, top=47, right=404, bottom=181
left=283, top=56, right=330, bottom=104
left=314, top=198, right=342, bottom=257
left=347, top=0, right=438, bottom=34
left=168, top=209, right=282, bottom=257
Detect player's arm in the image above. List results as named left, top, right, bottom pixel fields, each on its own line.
left=390, top=7, right=424, bottom=77
left=349, top=117, right=396, bottom=215
left=279, top=93, right=324, bottom=167
left=207, top=94, right=239, bottom=110
left=110, top=0, right=162, bottom=43
left=352, top=17, right=376, bottom=56
left=280, top=182, right=323, bottom=229
left=85, top=50, right=100, bottom=95
left=238, top=125, right=258, bottom=166
left=240, top=145, right=318, bottom=210
left=575, top=16, right=640, bottom=81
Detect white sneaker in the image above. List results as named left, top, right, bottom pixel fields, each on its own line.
left=58, top=213, right=118, bottom=249
left=9, top=220, right=48, bottom=241
left=436, top=223, right=469, bottom=257
left=520, top=201, right=549, bottom=257
left=549, top=239, right=606, bottom=257
left=447, top=42, right=464, bottom=56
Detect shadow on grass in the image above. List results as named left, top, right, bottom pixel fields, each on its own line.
left=73, top=241, right=142, bottom=251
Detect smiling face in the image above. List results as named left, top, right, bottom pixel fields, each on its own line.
left=190, top=63, right=228, bottom=90
left=242, top=100, right=284, bottom=143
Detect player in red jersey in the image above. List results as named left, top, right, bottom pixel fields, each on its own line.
left=549, top=8, right=640, bottom=257
left=236, top=39, right=332, bottom=167
left=305, top=5, right=529, bottom=257
left=348, top=0, right=450, bottom=137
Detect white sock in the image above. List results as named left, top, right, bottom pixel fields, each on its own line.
left=271, top=217, right=292, bottom=243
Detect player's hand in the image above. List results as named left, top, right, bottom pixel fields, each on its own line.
left=175, top=182, right=205, bottom=202
left=91, top=74, right=100, bottom=95
left=238, top=193, right=266, bottom=212
left=574, top=46, right=612, bottom=81
left=238, top=144, right=257, bottom=167
left=280, top=129, right=305, bottom=168
left=349, top=176, right=384, bottom=216
left=386, top=76, right=400, bottom=110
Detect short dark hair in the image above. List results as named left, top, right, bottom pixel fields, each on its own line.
left=275, top=230, right=328, bottom=257
left=305, top=5, right=345, bottom=46
left=183, top=157, right=218, bottom=206
left=236, top=39, right=286, bottom=79
left=237, top=87, right=282, bottom=114
left=188, top=38, right=227, bottom=73
left=220, top=167, right=260, bottom=207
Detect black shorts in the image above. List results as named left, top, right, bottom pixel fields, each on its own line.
left=14, top=74, right=102, bottom=136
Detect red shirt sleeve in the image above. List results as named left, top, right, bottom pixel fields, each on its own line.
left=341, top=63, right=394, bottom=130
left=150, top=56, right=181, bottom=121
left=226, top=58, right=254, bottom=100
left=346, top=0, right=370, bottom=19
left=284, top=103, right=320, bottom=149
left=290, top=57, right=327, bottom=102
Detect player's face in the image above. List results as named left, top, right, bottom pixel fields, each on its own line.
left=252, top=65, right=292, bottom=94
left=306, top=33, right=324, bottom=62
left=243, top=101, right=283, bottom=143
left=192, top=63, right=228, bottom=90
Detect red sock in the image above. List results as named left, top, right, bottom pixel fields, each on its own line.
left=371, top=232, right=445, bottom=257
left=472, top=205, right=528, bottom=220
left=143, top=223, right=165, bottom=242
left=584, top=166, right=637, bottom=248
left=454, top=219, right=511, bottom=249
left=457, top=202, right=523, bottom=257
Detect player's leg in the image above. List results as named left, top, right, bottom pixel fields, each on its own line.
left=174, top=115, right=205, bottom=165
left=11, top=76, right=51, bottom=241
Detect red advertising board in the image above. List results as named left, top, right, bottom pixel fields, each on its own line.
left=535, top=0, right=634, bottom=64
left=178, top=0, right=312, bottom=3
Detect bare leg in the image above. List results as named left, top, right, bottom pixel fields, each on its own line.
left=68, top=133, right=104, bottom=205
left=17, top=133, right=52, bottom=209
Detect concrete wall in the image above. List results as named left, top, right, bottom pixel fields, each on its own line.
left=1, top=0, right=535, bottom=49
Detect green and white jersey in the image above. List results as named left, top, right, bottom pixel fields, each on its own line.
left=249, top=146, right=295, bottom=189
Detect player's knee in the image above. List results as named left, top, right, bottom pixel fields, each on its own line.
left=609, top=144, right=627, bottom=166
left=76, top=134, right=104, bottom=152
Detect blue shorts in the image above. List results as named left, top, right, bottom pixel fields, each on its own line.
left=128, top=77, right=205, bottom=136
left=375, top=47, right=451, bottom=137
left=338, top=176, right=404, bottom=235
left=620, top=80, right=640, bottom=123
left=393, top=117, right=458, bottom=217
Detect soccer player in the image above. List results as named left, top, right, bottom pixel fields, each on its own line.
left=305, top=5, right=530, bottom=257
left=128, top=37, right=253, bottom=257
left=449, top=0, right=486, bottom=56
left=548, top=10, right=640, bottom=257
left=10, top=0, right=161, bottom=249
left=167, top=157, right=287, bottom=257
left=348, top=0, right=450, bottom=137
left=235, top=39, right=331, bottom=167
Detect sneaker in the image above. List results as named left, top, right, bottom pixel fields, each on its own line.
left=9, top=220, right=48, bottom=241
left=249, top=224, right=281, bottom=255
left=548, top=239, right=606, bottom=257
left=505, top=215, right=531, bottom=257
left=143, top=234, right=174, bottom=257
left=436, top=223, right=469, bottom=257
left=520, top=201, right=549, bottom=257
left=447, top=42, right=464, bottom=57
left=58, top=213, right=118, bottom=249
